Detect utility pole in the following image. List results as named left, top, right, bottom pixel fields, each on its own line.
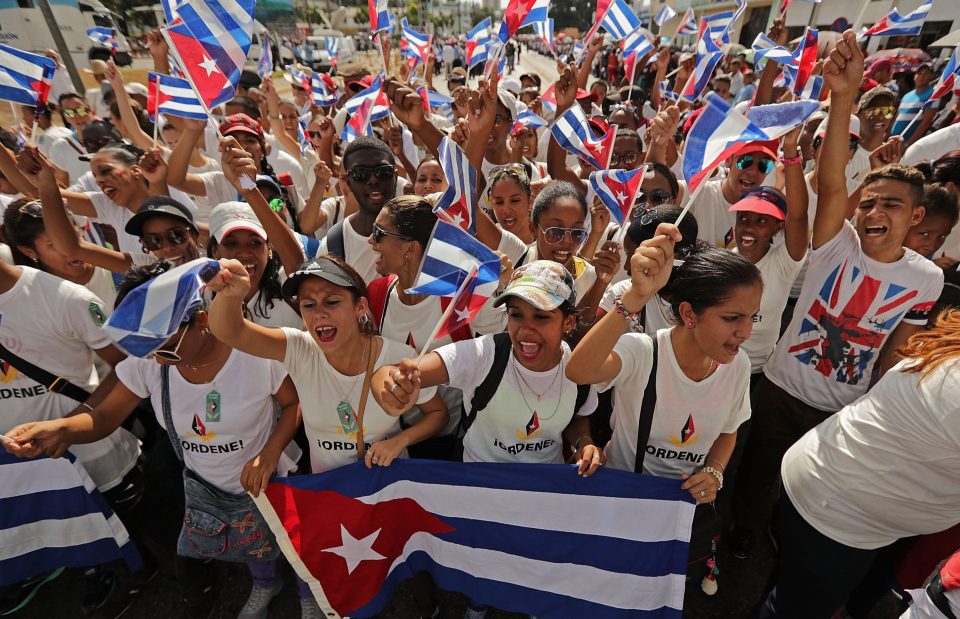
left=36, top=0, right=84, bottom=93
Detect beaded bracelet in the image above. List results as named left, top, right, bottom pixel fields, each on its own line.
left=702, top=466, right=724, bottom=491
left=612, top=294, right=643, bottom=332
left=781, top=155, right=803, bottom=167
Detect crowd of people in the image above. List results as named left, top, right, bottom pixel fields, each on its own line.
left=1, top=14, right=960, bottom=619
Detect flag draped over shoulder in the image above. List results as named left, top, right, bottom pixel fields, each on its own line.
left=0, top=451, right=143, bottom=586
left=254, top=460, right=696, bottom=619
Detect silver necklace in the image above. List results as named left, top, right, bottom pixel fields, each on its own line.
left=512, top=355, right=564, bottom=422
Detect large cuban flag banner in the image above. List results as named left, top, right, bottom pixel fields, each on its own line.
left=254, top=459, right=696, bottom=618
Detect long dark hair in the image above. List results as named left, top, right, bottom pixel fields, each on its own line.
left=659, top=244, right=763, bottom=323
left=3, top=199, right=51, bottom=268
left=206, top=238, right=283, bottom=320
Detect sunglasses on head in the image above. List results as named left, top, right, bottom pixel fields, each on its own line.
left=347, top=164, right=396, bottom=183
left=141, top=226, right=192, bottom=251
left=371, top=223, right=413, bottom=244
left=538, top=225, right=588, bottom=246
left=736, top=155, right=775, bottom=175
left=150, top=322, right=191, bottom=362
left=62, top=107, right=90, bottom=118
left=17, top=200, right=43, bottom=219
left=861, top=105, right=895, bottom=121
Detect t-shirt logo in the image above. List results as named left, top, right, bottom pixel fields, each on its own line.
left=670, top=415, right=698, bottom=447
left=190, top=414, right=217, bottom=442
left=515, top=411, right=542, bottom=440
left=0, top=360, right=17, bottom=384
left=205, top=390, right=221, bottom=422
left=789, top=261, right=921, bottom=385
left=88, top=302, right=106, bottom=327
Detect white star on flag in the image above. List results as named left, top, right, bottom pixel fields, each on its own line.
left=198, top=55, right=220, bottom=76
left=454, top=307, right=472, bottom=323
left=323, top=525, right=386, bottom=574
left=450, top=211, right=465, bottom=228
left=615, top=191, right=628, bottom=202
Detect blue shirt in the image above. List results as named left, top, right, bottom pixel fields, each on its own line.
left=892, top=86, right=934, bottom=140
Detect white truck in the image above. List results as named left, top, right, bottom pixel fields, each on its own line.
left=0, top=0, right=132, bottom=67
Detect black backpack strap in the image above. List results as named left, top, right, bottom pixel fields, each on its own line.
left=160, top=364, right=184, bottom=462
left=463, top=332, right=513, bottom=432
left=633, top=338, right=659, bottom=474
left=326, top=220, right=346, bottom=260
left=574, top=384, right=590, bottom=413
left=0, top=341, right=91, bottom=403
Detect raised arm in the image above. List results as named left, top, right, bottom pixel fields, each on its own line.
left=207, top=259, right=288, bottom=361
left=383, top=77, right=443, bottom=158
left=166, top=119, right=209, bottom=196
left=546, top=63, right=588, bottom=192
left=105, top=60, right=153, bottom=150
left=781, top=127, right=809, bottom=261
left=812, top=30, right=863, bottom=250
left=220, top=137, right=304, bottom=276
left=576, top=37, right=603, bottom=90
left=567, top=223, right=680, bottom=384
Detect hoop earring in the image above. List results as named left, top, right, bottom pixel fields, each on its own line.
left=359, top=313, right=370, bottom=327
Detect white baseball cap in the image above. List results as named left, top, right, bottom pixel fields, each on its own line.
left=208, top=201, right=267, bottom=243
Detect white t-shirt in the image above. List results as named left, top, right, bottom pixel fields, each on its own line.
left=765, top=221, right=944, bottom=412
left=782, top=357, right=960, bottom=550
left=902, top=122, right=960, bottom=167
left=87, top=188, right=198, bottom=255
left=317, top=216, right=379, bottom=285
left=0, top=267, right=139, bottom=491
left=314, top=196, right=347, bottom=240
left=116, top=350, right=291, bottom=494
left=846, top=145, right=871, bottom=193
left=282, top=330, right=437, bottom=473
left=686, top=179, right=736, bottom=249
left=47, top=133, right=90, bottom=183
left=598, top=280, right=674, bottom=333
left=436, top=335, right=597, bottom=464
left=83, top=266, right=119, bottom=312
left=739, top=240, right=804, bottom=373
left=600, top=328, right=751, bottom=478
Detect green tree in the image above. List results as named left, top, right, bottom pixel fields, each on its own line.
left=470, top=5, right=497, bottom=27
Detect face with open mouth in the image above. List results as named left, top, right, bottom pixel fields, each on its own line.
left=368, top=210, right=417, bottom=278
left=139, top=215, right=199, bottom=266
left=734, top=211, right=782, bottom=263
left=91, top=152, right=141, bottom=207
left=344, top=149, right=397, bottom=216
left=490, top=176, right=532, bottom=239
left=297, top=277, right=367, bottom=352
left=531, top=195, right=588, bottom=272
left=505, top=298, right=574, bottom=372
left=855, top=178, right=925, bottom=261
left=685, top=282, right=762, bottom=366
left=214, top=229, right=270, bottom=294
left=727, top=152, right=774, bottom=195
left=30, top=231, right=93, bottom=282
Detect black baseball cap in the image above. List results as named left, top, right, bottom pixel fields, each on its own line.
left=281, top=257, right=359, bottom=306
left=124, top=196, right=197, bottom=237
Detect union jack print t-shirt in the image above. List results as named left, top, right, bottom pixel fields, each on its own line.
left=765, top=221, right=943, bottom=411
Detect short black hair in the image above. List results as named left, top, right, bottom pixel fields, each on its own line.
left=531, top=181, right=587, bottom=225
left=863, top=164, right=926, bottom=207
left=225, top=95, right=261, bottom=120
left=659, top=244, right=763, bottom=323
left=342, top=136, right=393, bottom=169
left=922, top=183, right=960, bottom=225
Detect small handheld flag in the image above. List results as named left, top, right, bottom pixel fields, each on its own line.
left=551, top=105, right=618, bottom=170
left=258, top=32, right=273, bottom=79
left=654, top=4, right=678, bottom=27
left=860, top=0, right=932, bottom=38
left=676, top=9, right=698, bottom=36
left=681, top=23, right=724, bottom=102
left=369, top=0, right=391, bottom=32
left=87, top=27, right=119, bottom=52
left=147, top=72, right=208, bottom=120
left=341, top=99, right=374, bottom=143
left=589, top=168, right=646, bottom=224
left=432, top=137, right=478, bottom=234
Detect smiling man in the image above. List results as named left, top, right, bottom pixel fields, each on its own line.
left=318, top=136, right=398, bottom=284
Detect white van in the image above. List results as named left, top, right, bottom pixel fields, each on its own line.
left=0, top=0, right=132, bottom=67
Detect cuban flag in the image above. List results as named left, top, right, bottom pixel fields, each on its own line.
left=286, top=64, right=311, bottom=91
left=681, top=24, right=723, bottom=102
left=683, top=92, right=820, bottom=193
left=597, top=0, right=642, bottom=41
left=861, top=0, right=932, bottom=38
left=541, top=84, right=557, bottom=115
left=343, top=74, right=390, bottom=122
left=161, top=0, right=182, bottom=24
left=147, top=72, right=207, bottom=120
left=654, top=4, right=677, bottom=27
left=532, top=19, right=555, bottom=52
left=497, top=0, right=539, bottom=46
left=401, top=18, right=431, bottom=61
left=623, top=29, right=654, bottom=59
left=513, top=108, right=548, bottom=134
left=751, top=33, right=798, bottom=68
left=415, top=87, right=453, bottom=113
left=520, top=0, right=550, bottom=28
left=590, top=168, right=645, bottom=224
left=255, top=460, right=694, bottom=619
left=312, top=73, right=338, bottom=107
left=297, top=116, right=311, bottom=157
left=552, top=104, right=618, bottom=170
left=702, top=11, right=734, bottom=44
left=163, top=0, right=255, bottom=110
left=783, top=28, right=818, bottom=97
left=432, top=137, right=478, bottom=234
left=466, top=18, right=492, bottom=68
left=102, top=259, right=220, bottom=358
left=929, top=46, right=960, bottom=103
left=341, top=99, right=374, bottom=144
left=676, top=8, right=698, bottom=36
left=0, top=44, right=56, bottom=109
left=798, top=74, right=823, bottom=100
left=369, top=0, right=391, bottom=32
left=0, top=451, right=144, bottom=587
left=86, top=27, right=119, bottom=51
left=324, top=36, right=340, bottom=68
left=257, top=32, right=273, bottom=79
left=659, top=79, right=680, bottom=102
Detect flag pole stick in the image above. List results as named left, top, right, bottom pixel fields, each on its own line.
left=673, top=177, right=708, bottom=226
left=414, top=265, right=479, bottom=365
left=897, top=109, right=925, bottom=144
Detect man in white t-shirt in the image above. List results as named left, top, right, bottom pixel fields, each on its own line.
left=687, top=140, right=779, bottom=249
left=730, top=43, right=945, bottom=557
left=317, top=136, right=397, bottom=284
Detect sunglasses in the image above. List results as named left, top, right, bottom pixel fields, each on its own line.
left=141, top=226, right=192, bottom=251
left=736, top=155, right=775, bottom=175
left=861, top=106, right=895, bottom=121
left=18, top=200, right=43, bottom=218
left=151, top=322, right=191, bottom=362
left=347, top=164, right=396, bottom=183
left=610, top=151, right=641, bottom=167
left=538, top=225, right=588, bottom=246
left=635, top=188, right=673, bottom=210
left=62, top=107, right=90, bottom=118
left=371, top=223, right=413, bottom=244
